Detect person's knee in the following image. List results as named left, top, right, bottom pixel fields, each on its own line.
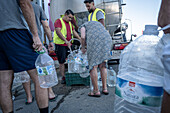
left=92, top=65, right=98, bottom=70
left=0, top=70, right=13, bottom=89
left=99, top=62, right=106, bottom=69
left=27, top=69, right=39, bottom=83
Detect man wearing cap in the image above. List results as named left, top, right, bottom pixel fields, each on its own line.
left=84, top=0, right=105, bottom=26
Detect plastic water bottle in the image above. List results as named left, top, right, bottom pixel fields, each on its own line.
left=13, top=71, right=30, bottom=83
left=35, top=49, right=58, bottom=88
left=80, top=72, right=89, bottom=78
left=107, top=67, right=116, bottom=87
left=98, top=72, right=102, bottom=88
left=114, top=25, right=164, bottom=113
left=79, top=52, right=89, bottom=78
left=68, top=52, right=75, bottom=73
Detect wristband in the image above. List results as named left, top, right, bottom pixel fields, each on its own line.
left=49, top=40, right=53, bottom=43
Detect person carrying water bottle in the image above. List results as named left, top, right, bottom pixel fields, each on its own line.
left=0, top=0, right=49, bottom=113
left=22, top=0, right=57, bottom=105
left=79, top=21, right=112, bottom=97
left=158, top=0, right=170, bottom=113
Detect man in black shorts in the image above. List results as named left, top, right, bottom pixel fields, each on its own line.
left=54, top=9, right=80, bottom=84
left=0, top=0, right=49, bottom=113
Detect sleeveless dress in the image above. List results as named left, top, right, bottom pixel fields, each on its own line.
left=79, top=21, right=112, bottom=71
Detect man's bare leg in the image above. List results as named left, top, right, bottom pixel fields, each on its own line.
left=59, top=63, right=66, bottom=84
left=27, top=69, right=48, bottom=109
left=59, top=63, right=65, bottom=77
left=0, top=70, right=13, bottom=113
left=22, top=80, right=33, bottom=103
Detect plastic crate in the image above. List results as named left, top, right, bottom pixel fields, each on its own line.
left=65, top=72, right=90, bottom=86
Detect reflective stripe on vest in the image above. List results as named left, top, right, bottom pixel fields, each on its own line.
left=88, top=8, right=105, bottom=21
left=53, top=18, right=73, bottom=44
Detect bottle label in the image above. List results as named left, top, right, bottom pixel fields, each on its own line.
left=115, top=77, right=163, bottom=107
left=74, top=56, right=82, bottom=64
left=36, top=65, right=53, bottom=76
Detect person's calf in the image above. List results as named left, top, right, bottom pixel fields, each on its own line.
left=27, top=69, right=48, bottom=109
left=0, top=70, right=13, bottom=113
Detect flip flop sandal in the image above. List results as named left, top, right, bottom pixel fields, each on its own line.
left=102, top=89, right=109, bottom=95
left=25, top=97, right=34, bottom=105
left=88, top=91, right=101, bottom=97
left=49, top=95, right=58, bottom=102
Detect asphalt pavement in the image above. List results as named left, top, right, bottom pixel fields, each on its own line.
left=0, top=63, right=119, bottom=113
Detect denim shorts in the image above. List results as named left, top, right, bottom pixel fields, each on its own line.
left=0, top=29, right=39, bottom=72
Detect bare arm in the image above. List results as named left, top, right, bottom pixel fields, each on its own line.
left=158, top=0, right=170, bottom=33
left=55, top=28, right=71, bottom=48
left=98, top=19, right=105, bottom=27
left=41, top=20, right=54, bottom=50
left=41, top=20, right=53, bottom=41
left=73, top=30, right=81, bottom=40
left=80, top=27, right=86, bottom=54
left=19, top=0, right=42, bottom=51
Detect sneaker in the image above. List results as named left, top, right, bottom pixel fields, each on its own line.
left=61, top=77, right=66, bottom=84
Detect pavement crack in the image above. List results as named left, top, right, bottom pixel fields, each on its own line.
left=51, top=87, right=73, bottom=113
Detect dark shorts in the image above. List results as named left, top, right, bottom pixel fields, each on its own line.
left=0, top=29, right=39, bottom=72
left=55, top=45, right=71, bottom=64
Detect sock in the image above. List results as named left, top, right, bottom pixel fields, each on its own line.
left=39, top=107, right=49, bottom=113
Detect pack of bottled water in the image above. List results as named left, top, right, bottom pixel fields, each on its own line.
left=68, top=49, right=89, bottom=76
left=114, top=25, right=164, bottom=113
